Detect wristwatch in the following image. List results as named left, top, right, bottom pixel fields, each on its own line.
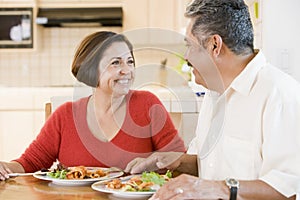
left=225, top=178, right=239, bottom=200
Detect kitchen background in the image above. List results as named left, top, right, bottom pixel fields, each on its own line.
left=0, top=0, right=191, bottom=87
left=0, top=0, right=299, bottom=161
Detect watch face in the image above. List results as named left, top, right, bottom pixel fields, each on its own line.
left=226, top=178, right=239, bottom=188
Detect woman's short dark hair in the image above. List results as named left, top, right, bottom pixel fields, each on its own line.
left=71, top=31, right=134, bottom=87
left=185, top=0, right=254, bottom=55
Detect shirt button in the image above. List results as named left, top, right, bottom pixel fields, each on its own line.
left=209, top=163, right=214, bottom=167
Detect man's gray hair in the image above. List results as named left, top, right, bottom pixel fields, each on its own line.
left=185, top=0, right=254, bottom=55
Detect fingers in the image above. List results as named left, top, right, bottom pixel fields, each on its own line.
left=125, top=152, right=183, bottom=175
left=0, top=163, right=12, bottom=181
left=156, top=156, right=175, bottom=169
left=130, top=155, right=159, bottom=174
left=156, top=152, right=183, bottom=170
left=149, top=181, right=185, bottom=200
left=124, top=158, right=140, bottom=173
left=0, top=173, right=8, bottom=181
left=125, top=157, right=152, bottom=174
left=149, top=174, right=199, bottom=200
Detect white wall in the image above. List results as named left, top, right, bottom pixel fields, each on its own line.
left=261, top=0, right=300, bottom=82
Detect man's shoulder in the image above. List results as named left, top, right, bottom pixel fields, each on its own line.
left=261, top=65, right=300, bottom=91
left=256, top=65, right=300, bottom=103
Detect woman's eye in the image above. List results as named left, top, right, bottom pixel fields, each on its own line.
left=111, top=60, right=120, bottom=65
left=127, top=59, right=134, bottom=65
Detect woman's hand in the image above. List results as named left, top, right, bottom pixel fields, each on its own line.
left=0, top=162, right=13, bottom=181
left=0, top=161, right=25, bottom=181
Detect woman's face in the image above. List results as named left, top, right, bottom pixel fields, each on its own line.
left=98, top=41, right=135, bottom=97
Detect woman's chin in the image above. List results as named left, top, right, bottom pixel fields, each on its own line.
left=113, top=87, right=130, bottom=97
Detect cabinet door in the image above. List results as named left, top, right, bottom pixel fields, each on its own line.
left=123, top=0, right=176, bottom=31
left=148, top=0, right=175, bottom=29
left=123, top=0, right=175, bottom=30
left=38, top=0, right=122, bottom=8
left=1, top=0, right=34, bottom=2
left=123, top=0, right=189, bottom=31
left=0, top=111, right=35, bottom=161
left=123, top=0, right=149, bottom=30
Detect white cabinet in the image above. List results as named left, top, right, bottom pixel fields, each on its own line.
left=122, top=0, right=190, bottom=54
left=37, top=0, right=122, bottom=8
left=0, top=0, right=34, bottom=3
left=123, top=0, right=189, bottom=31
left=0, top=0, right=36, bottom=6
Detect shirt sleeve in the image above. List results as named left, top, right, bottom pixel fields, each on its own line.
left=259, top=89, right=300, bottom=198
left=146, top=92, right=186, bottom=153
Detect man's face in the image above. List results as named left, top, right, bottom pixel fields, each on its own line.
left=184, top=19, right=222, bottom=91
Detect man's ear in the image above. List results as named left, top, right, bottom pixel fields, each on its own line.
left=211, top=34, right=222, bottom=56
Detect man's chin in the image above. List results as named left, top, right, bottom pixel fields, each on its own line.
left=193, top=78, right=206, bottom=87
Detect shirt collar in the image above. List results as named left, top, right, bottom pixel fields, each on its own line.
left=229, top=50, right=267, bottom=96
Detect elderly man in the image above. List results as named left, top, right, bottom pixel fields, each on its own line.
left=125, top=0, right=300, bottom=199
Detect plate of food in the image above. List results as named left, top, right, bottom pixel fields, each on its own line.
left=33, top=165, right=124, bottom=186
left=91, top=171, right=172, bottom=198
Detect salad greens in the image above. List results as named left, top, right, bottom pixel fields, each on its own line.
left=46, top=163, right=69, bottom=179
left=47, top=169, right=69, bottom=179
left=141, top=170, right=172, bottom=186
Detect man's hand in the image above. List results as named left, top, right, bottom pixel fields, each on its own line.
left=148, top=174, right=226, bottom=200
left=124, top=152, right=184, bottom=174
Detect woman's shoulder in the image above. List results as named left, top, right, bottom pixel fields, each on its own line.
left=53, top=96, right=89, bottom=114
left=129, top=90, right=159, bottom=100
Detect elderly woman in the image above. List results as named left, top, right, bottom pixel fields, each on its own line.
left=0, top=31, right=185, bottom=180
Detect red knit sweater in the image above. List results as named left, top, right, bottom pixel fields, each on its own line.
left=15, top=90, right=185, bottom=172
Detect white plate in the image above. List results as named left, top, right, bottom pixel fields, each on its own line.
left=33, top=167, right=123, bottom=186
left=91, top=178, right=155, bottom=198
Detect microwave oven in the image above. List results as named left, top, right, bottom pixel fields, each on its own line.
left=0, top=7, right=33, bottom=49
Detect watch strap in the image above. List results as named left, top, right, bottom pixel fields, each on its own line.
left=230, top=186, right=238, bottom=200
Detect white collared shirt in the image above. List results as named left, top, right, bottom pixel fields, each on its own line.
left=188, top=50, right=300, bottom=198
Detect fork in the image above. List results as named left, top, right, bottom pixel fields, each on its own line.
left=107, top=167, right=131, bottom=176
left=8, top=171, right=47, bottom=178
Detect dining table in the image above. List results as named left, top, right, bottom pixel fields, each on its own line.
left=0, top=176, right=150, bottom=200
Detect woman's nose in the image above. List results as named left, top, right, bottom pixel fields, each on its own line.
left=120, top=63, right=132, bottom=74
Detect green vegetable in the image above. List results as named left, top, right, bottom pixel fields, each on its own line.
left=165, top=170, right=172, bottom=179
left=47, top=169, right=68, bottom=179
left=122, top=184, right=135, bottom=192
left=141, top=171, right=172, bottom=186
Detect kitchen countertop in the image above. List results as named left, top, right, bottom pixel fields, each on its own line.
left=0, top=86, right=203, bottom=112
